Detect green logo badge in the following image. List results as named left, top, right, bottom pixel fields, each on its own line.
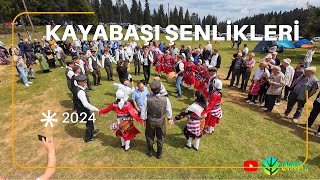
left=262, top=156, right=280, bottom=175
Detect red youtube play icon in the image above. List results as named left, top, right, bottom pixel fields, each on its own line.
left=244, top=160, right=258, bottom=172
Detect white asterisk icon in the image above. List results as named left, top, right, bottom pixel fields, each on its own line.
left=40, top=110, right=58, bottom=128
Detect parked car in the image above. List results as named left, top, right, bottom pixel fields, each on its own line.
left=312, top=37, right=320, bottom=42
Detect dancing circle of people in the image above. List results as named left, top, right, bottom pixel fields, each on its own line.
left=7, top=37, right=319, bottom=159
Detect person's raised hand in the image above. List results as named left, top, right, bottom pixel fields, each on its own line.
left=42, top=137, right=55, bottom=153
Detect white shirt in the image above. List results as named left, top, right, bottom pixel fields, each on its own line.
left=76, top=61, right=85, bottom=75
left=177, top=60, right=184, bottom=72
left=67, top=67, right=74, bottom=79
left=54, top=46, right=64, bottom=59
left=243, top=47, right=249, bottom=54
left=74, top=40, right=81, bottom=47
left=140, top=95, right=173, bottom=120
left=304, top=50, right=315, bottom=63
left=77, top=85, right=99, bottom=111
left=86, top=49, right=92, bottom=58
left=124, top=46, right=133, bottom=57
left=284, top=65, right=295, bottom=86
left=130, top=41, right=137, bottom=50
left=206, top=43, right=212, bottom=52
left=210, top=54, right=219, bottom=67
left=253, top=68, right=270, bottom=80
left=88, top=55, right=102, bottom=70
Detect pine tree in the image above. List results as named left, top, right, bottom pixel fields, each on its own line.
left=171, top=6, right=178, bottom=25
left=91, top=0, right=101, bottom=20
left=101, top=0, right=114, bottom=23
left=178, top=6, right=184, bottom=26
left=143, top=0, right=151, bottom=24
left=158, top=4, right=166, bottom=27
left=130, top=0, right=139, bottom=24
left=138, top=0, right=143, bottom=25
left=184, top=9, right=190, bottom=25
left=151, top=8, right=157, bottom=26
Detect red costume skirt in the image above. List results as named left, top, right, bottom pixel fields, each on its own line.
left=205, top=115, right=220, bottom=127
left=155, top=65, right=163, bottom=73
left=116, top=125, right=140, bottom=141
left=194, top=79, right=203, bottom=90
left=164, top=65, right=173, bottom=74
left=183, top=73, right=195, bottom=85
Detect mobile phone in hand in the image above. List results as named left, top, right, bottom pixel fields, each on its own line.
left=38, top=135, right=46, bottom=141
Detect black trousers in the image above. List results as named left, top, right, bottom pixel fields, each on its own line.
left=283, top=86, right=291, bottom=99
left=285, top=92, right=306, bottom=118
left=25, top=51, right=35, bottom=63
left=135, top=63, right=141, bottom=75
left=48, top=58, right=56, bottom=68
left=241, top=71, right=252, bottom=90
left=143, top=65, right=151, bottom=84
left=145, top=120, right=166, bottom=150
left=226, top=67, right=233, bottom=80
left=230, top=69, right=241, bottom=87
left=265, top=94, right=278, bottom=111
left=104, top=65, right=113, bottom=80
left=308, top=100, right=320, bottom=131
left=92, top=69, right=101, bottom=85
left=79, top=111, right=94, bottom=140
left=247, top=94, right=258, bottom=102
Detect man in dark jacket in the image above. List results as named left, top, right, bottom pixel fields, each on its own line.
left=140, top=81, right=173, bottom=159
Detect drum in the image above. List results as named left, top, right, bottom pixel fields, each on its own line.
left=166, top=72, right=177, bottom=84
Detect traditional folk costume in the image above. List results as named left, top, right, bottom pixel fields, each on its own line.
left=163, top=54, right=174, bottom=74
left=183, top=61, right=196, bottom=89
left=175, top=103, right=207, bottom=150
left=153, top=54, right=164, bottom=76
left=205, top=79, right=223, bottom=134
left=98, top=89, right=143, bottom=151
left=194, top=64, right=206, bottom=90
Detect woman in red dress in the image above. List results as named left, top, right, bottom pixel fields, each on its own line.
left=194, top=60, right=205, bottom=90
left=205, top=79, right=223, bottom=134
left=98, top=89, right=144, bottom=151
left=163, top=51, right=174, bottom=74
left=153, top=50, right=164, bottom=76
left=183, top=58, right=195, bottom=90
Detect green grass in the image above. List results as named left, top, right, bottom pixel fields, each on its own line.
left=1, top=26, right=320, bottom=179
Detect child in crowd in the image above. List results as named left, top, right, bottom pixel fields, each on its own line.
left=246, top=78, right=261, bottom=104
left=258, top=77, right=269, bottom=106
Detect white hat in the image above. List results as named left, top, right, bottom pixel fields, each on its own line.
left=283, top=58, right=291, bottom=64
left=116, top=89, right=126, bottom=109
left=305, top=66, right=317, bottom=73
left=214, top=79, right=223, bottom=90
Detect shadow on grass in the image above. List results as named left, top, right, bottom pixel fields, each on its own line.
left=165, top=133, right=187, bottom=149
left=60, top=99, right=73, bottom=109
left=64, top=123, right=84, bottom=139
left=97, top=132, right=146, bottom=154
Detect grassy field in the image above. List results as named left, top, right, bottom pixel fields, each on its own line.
left=1, top=25, right=320, bottom=179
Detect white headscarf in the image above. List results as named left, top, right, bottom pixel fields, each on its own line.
left=116, top=89, right=126, bottom=109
